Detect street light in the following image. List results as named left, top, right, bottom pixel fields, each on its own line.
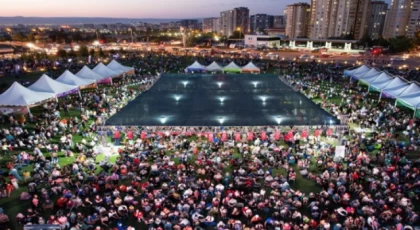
left=217, top=82, right=223, bottom=88
left=252, top=81, right=258, bottom=88
left=174, top=95, right=181, bottom=101
left=237, top=27, right=242, bottom=39
left=219, top=96, right=225, bottom=103
left=182, top=81, right=188, bottom=87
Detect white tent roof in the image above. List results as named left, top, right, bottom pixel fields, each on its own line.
left=344, top=65, right=370, bottom=77
left=107, top=60, right=134, bottom=73
left=382, top=84, right=410, bottom=98
left=352, top=66, right=373, bottom=79
left=93, top=63, right=122, bottom=78
left=0, top=82, right=55, bottom=106
left=28, top=74, right=79, bottom=95
left=241, top=62, right=260, bottom=71
left=76, top=66, right=105, bottom=81
left=397, top=92, right=420, bottom=109
left=223, top=62, right=241, bottom=70
left=398, top=83, right=420, bottom=97
left=358, top=68, right=382, bottom=80
left=205, top=61, right=223, bottom=72
left=382, top=77, right=408, bottom=90
left=186, top=61, right=205, bottom=70
left=369, top=73, right=394, bottom=90
left=57, top=70, right=95, bottom=86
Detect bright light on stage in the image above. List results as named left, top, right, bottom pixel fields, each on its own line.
left=219, top=97, right=225, bottom=103
left=218, top=116, right=225, bottom=124
left=275, top=116, right=282, bottom=125
left=160, top=116, right=168, bottom=124
left=182, top=81, right=188, bottom=87
left=217, top=82, right=223, bottom=88
left=252, top=81, right=259, bottom=88
left=260, top=96, right=267, bottom=102
left=174, top=95, right=181, bottom=101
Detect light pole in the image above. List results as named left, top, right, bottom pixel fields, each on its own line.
left=129, top=28, right=134, bottom=43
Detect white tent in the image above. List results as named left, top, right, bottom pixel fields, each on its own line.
left=223, top=62, right=242, bottom=73
left=57, top=70, right=95, bottom=87
left=352, top=66, right=374, bottom=80
left=28, top=74, right=79, bottom=96
left=398, top=83, right=420, bottom=97
left=382, top=84, right=410, bottom=98
left=344, top=65, right=370, bottom=77
left=241, top=62, right=261, bottom=73
left=107, top=60, right=135, bottom=74
left=396, top=92, right=420, bottom=117
left=76, top=66, right=105, bottom=82
left=0, top=82, right=54, bottom=107
left=93, top=63, right=122, bottom=78
left=368, top=73, right=394, bottom=91
left=185, top=61, right=205, bottom=72
left=358, top=68, right=382, bottom=81
left=205, top=61, right=223, bottom=72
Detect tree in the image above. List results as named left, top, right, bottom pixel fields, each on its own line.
left=388, top=36, right=414, bottom=53
left=229, top=30, right=244, bottom=39
left=372, top=37, right=389, bottom=47
left=12, top=32, right=26, bottom=41
left=98, top=48, right=105, bottom=57
left=89, top=49, right=95, bottom=57
left=359, top=33, right=373, bottom=48
left=27, top=32, right=36, bottom=42
left=57, top=49, right=67, bottom=59
left=78, top=45, right=89, bottom=57
left=68, top=48, right=76, bottom=58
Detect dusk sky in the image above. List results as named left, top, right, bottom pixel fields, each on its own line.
left=1, top=0, right=311, bottom=18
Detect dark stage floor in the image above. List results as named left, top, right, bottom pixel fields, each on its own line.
left=105, top=74, right=340, bottom=126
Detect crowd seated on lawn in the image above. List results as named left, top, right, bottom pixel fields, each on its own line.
left=0, top=57, right=418, bottom=230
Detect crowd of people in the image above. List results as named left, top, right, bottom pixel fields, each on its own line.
left=0, top=52, right=418, bottom=230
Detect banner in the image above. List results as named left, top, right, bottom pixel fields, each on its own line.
left=0, top=106, right=28, bottom=115
left=98, top=78, right=113, bottom=84
left=335, top=146, right=346, bottom=158
left=80, top=83, right=97, bottom=89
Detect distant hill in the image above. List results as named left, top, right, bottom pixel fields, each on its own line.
left=0, top=17, right=201, bottom=25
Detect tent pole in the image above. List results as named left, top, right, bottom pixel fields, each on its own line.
left=413, top=108, right=416, bottom=119
left=378, top=91, right=382, bottom=101
left=26, top=106, right=31, bottom=115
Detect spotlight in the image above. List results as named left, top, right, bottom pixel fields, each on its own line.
left=219, top=97, right=225, bottom=103
left=160, top=116, right=167, bottom=124
left=217, top=82, right=223, bottom=88
left=329, top=120, right=333, bottom=125
left=260, top=96, right=267, bottom=102
left=275, top=116, right=282, bottom=125
left=252, top=81, right=258, bottom=88
left=175, top=95, right=181, bottom=101
left=218, top=116, right=225, bottom=124
left=182, top=81, right=188, bottom=87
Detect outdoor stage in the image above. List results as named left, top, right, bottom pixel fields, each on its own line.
left=104, top=74, right=341, bottom=127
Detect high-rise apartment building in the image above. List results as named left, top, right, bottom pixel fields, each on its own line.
left=309, top=0, right=370, bottom=39
left=273, top=15, right=287, bottom=28
left=249, top=14, right=274, bottom=33
left=220, top=10, right=235, bottom=36
left=203, top=18, right=220, bottom=33
left=179, top=20, right=199, bottom=30
left=220, top=7, right=249, bottom=37
left=383, top=0, right=411, bottom=38
left=407, top=0, right=420, bottom=38
left=286, top=3, right=311, bottom=38
left=367, top=1, right=388, bottom=39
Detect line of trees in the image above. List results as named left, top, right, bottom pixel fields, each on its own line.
left=359, top=32, right=420, bottom=53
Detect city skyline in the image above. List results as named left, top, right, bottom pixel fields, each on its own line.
left=1, top=0, right=312, bottom=18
